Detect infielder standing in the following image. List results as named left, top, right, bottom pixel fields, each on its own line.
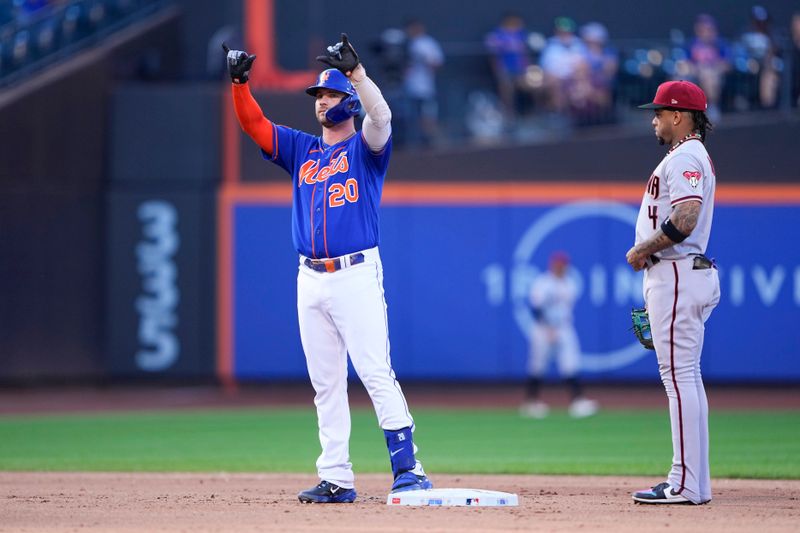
left=224, top=34, right=432, bottom=503
left=626, top=80, right=720, bottom=504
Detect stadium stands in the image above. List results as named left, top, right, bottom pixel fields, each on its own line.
left=0, top=0, right=166, bottom=86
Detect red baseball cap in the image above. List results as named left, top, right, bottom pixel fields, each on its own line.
left=638, top=80, right=707, bottom=112
left=549, top=251, right=570, bottom=265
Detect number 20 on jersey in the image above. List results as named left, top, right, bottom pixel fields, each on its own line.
left=329, top=178, right=359, bottom=207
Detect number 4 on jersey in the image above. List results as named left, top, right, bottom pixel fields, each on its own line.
left=648, top=205, right=658, bottom=229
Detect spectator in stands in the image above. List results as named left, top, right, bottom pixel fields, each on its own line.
left=562, top=59, right=612, bottom=127
left=792, top=12, right=800, bottom=108
left=403, top=19, right=444, bottom=147
left=485, top=12, right=533, bottom=123
left=739, top=4, right=781, bottom=109
left=540, top=16, right=587, bottom=114
left=564, top=21, right=618, bottom=125
left=581, top=22, right=618, bottom=89
left=687, top=13, right=730, bottom=121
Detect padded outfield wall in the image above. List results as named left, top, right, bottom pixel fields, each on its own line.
left=217, top=182, right=800, bottom=384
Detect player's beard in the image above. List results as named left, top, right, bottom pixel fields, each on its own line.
left=316, top=105, right=333, bottom=127
left=656, top=125, right=673, bottom=146
left=317, top=112, right=332, bottom=128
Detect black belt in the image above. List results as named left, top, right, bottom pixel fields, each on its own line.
left=648, top=254, right=715, bottom=270
left=304, top=253, right=365, bottom=273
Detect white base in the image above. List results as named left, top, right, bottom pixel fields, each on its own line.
left=386, top=488, right=519, bottom=507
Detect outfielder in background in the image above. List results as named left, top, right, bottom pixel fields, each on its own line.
left=519, top=251, right=598, bottom=419
left=224, top=34, right=432, bottom=503
left=626, top=80, right=720, bottom=505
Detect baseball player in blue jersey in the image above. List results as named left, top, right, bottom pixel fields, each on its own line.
left=223, top=34, right=432, bottom=503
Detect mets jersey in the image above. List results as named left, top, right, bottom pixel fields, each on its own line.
left=264, top=128, right=391, bottom=259
left=635, top=135, right=717, bottom=260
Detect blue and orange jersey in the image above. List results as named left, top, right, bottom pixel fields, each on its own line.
left=263, top=126, right=392, bottom=258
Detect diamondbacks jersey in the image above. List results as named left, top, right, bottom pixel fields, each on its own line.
left=264, top=126, right=391, bottom=258
left=635, top=136, right=716, bottom=260
left=529, top=272, right=578, bottom=327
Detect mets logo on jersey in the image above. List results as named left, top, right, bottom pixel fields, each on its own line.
left=683, top=170, right=701, bottom=188
left=299, top=151, right=350, bottom=185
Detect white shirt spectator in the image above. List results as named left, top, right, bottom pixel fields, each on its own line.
left=404, top=34, right=444, bottom=99
left=540, top=36, right=587, bottom=80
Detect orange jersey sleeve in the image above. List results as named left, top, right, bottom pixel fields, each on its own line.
left=232, top=83, right=274, bottom=156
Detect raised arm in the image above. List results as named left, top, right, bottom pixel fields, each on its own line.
left=350, top=64, right=392, bottom=152
left=224, top=43, right=275, bottom=155
left=316, top=33, right=391, bottom=152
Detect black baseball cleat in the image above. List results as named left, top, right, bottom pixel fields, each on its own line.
left=298, top=480, right=357, bottom=503
left=632, top=482, right=692, bottom=504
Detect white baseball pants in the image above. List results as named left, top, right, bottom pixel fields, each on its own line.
left=296, top=246, right=414, bottom=488
left=644, top=256, right=720, bottom=504
left=527, top=323, right=581, bottom=378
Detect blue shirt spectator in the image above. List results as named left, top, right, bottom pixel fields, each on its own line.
left=485, top=12, right=533, bottom=122
left=485, top=13, right=530, bottom=76
left=686, top=13, right=730, bottom=119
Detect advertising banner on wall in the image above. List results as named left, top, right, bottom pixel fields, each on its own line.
left=219, top=183, right=800, bottom=383
left=107, top=190, right=216, bottom=378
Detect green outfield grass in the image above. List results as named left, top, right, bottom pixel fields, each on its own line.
left=0, top=408, right=797, bottom=478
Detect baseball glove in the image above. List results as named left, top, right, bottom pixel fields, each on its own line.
left=316, top=33, right=360, bottom=75
left=631, top=307, right=655, bottom=350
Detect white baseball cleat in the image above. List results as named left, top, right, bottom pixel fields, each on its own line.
left=632, top=482, right=692, bottom=504
left=519, top=400, right=549, bottom=419
left=568, top=397, right=599, bottom=418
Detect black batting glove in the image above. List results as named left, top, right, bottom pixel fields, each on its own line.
left=222, top=42, right=256, bottom=84
left=316, top=33, right=360, bottom=76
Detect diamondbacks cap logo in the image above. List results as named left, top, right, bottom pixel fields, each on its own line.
left=683, top=170, right=701, bottom=188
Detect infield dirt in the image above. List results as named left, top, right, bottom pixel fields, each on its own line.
left=2, top=472, right=799, bottom=532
